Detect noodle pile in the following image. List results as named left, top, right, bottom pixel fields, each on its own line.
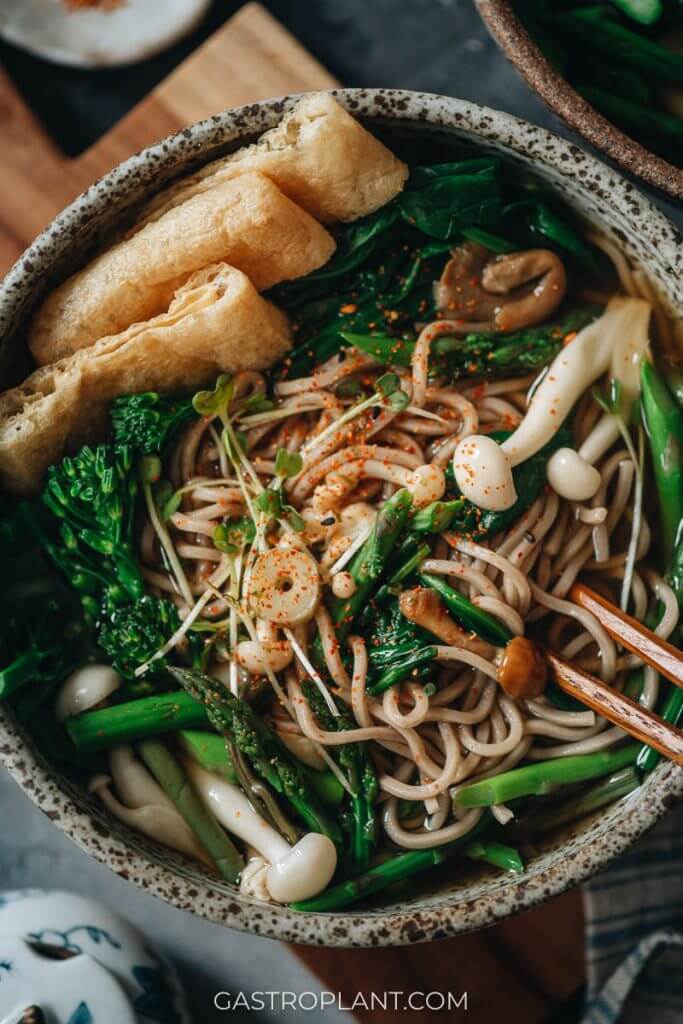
left=137, top=238, right=680, bottom=851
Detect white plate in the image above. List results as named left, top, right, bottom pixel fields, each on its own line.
left=0, top=0, right=212, bottom=68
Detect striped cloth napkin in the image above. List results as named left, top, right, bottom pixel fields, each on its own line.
left=582, top=800, right=683, bottom=1023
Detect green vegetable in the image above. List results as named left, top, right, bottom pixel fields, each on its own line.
left=213, top=516, right=256, bottom=555
left=367, top=646, right=438, bottom=697
left=454, top=743, right=639, bottom=807
left=328, top=489, right=412, bottom=640
left=551, top=8, right=683, bottom=81
left=611, top=0, right=662, bottom=26
left=169, top=668, right=343, bottom=849
left=464, top=840, right=524, bottom=874
left=519, top=766, right=641, bottom=834
left=177, top=729, right=238, bottom=782
left=300, top=679, right=377, bottom=869
left=274, top=448, right=303, bottom=478
left=579, top=85, right=683, bottom=152
left=641, top=360, right=683, bottom=564
left=290, top=814, right=490, bottom=912
left=35, top=444, right=143, bottom=617
left=97, top=595, right=203, bottom=686
left=138, top=738, right=243, bottom=882
left=178, top=728, right=344, bottom=806
left=110, top=392, right=195, bottom=455
left=503, top=200, right=599, bottom=271
left=0, top=579, right=86, bottom=703
left=276, top=158, right=595, bottom=378
left=670, top=536, right=683, bottom=611
left=66, top=690, right=208, bottom=752
left=445, top=425, right=573, bottom=540
left=666, top=365, right=683, bottom=410
left=410, top=500, right=465, bottom=533
left=419, top=571, right=513, bottom=647
left=345, top=306, right=599, bottom=378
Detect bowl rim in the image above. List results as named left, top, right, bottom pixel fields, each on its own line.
left=475, top=0, right=683, bottom=202
left=1, top=86, right=683, bottom=946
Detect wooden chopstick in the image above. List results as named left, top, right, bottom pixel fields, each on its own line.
left=570, top=582, right=683, bottom=690
left=546, top=651, right=683, bottom=766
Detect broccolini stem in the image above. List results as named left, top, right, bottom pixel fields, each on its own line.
left=66, top=691, right=208, bottom=753
left=464, top=840, right=524, bottom=874
left=367, top=646, right=437, bottom=696
left=519, top=766, right=641, bottom=836
left=454, top=744, right=639, bottom=808
left=291, top=814, right=489, bottom=912
left=329, top=489, right=412, bottom=640
left=419, top=571, right=513, bottom=647
left=138, top=738, right=243, bottom=882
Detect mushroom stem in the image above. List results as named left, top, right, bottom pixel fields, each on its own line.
left=501, top=297, right=650, bottom=469
left=55, top=664, right=121, bottom=723
left=185, top=759, right=338, bottom=903
left=89, top=745, right=211, bottom=866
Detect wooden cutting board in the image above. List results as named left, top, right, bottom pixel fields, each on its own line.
left=0, top=2, right=337, bottom=273
left=0, top=5, right=585, bottom=1018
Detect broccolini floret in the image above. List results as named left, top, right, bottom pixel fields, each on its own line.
left=97, top=595, right=203, bottom=687
left=110, top=392, right=195, bottom=455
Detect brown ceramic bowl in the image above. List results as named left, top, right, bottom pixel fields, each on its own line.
left=476, top=0, right=683, bottom=201
left=1, top=89, right=683, bottom=946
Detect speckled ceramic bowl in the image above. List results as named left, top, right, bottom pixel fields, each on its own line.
left=476, top=0, right=683, bottom=202
left=1, top=89, right=682, bottom=947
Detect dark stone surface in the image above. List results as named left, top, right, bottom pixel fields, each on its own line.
left=3, top=0, right=679, bottom=229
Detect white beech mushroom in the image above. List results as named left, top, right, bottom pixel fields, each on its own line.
left=453, top=297, right=650, bottom=511
left=55, top=663, right=122, bottom=723
left=185, top=759, right=337, bottom=903
left=89, top=745, right=210, bottom=864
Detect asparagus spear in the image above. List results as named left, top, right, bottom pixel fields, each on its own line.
left=138, top=738, right=243, bottom=882
left=453, top=744, right=639, bottom=807
left=169, top=667, right=343, bottom=849
left=67, top=691, right=208, bottom=753
left=342, top=306, right=598, bottom=377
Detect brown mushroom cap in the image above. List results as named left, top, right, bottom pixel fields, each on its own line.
left=399, top=586, right=496, bottom=659
left=497, top=636, right=547, bottom=699
left=435, top=243, right=567, bottom=333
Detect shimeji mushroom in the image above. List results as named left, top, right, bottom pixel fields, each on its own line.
left=185, top=759, right=337, bottom=904
left=453, top=297, right=650, bottom=511
left=55, top=663, right=122, bottom=723
left=89, top=745, right=211, bottom=865
left=400, top=585, right=547, bottom=699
